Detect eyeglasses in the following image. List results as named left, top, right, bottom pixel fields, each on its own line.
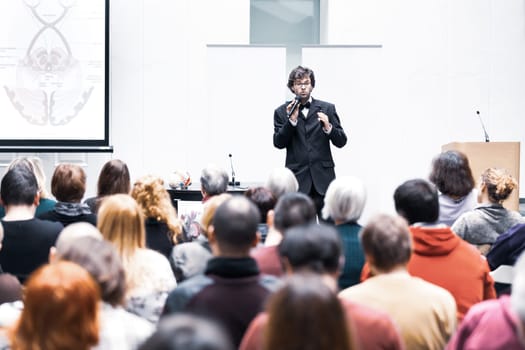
left=294, top=80, right=311, bottom=87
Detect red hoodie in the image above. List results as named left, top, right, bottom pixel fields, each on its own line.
left=361, top=225, right=496, bottom=322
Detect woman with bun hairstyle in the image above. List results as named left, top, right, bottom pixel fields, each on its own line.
left=452, top=167, right=525, bottom=255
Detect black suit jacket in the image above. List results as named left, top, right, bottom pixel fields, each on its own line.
left=273, top=98, right=347, bottom=195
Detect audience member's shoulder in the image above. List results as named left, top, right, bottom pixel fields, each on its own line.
left=163, top=274, right=214, bottom=315
left=413, top=276, right=456, bottom=301
left=340, top=298, right=403, bottom=350
left=33, top=217, right=63, bottom=232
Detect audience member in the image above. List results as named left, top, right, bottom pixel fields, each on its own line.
left=38, top=163, right=97, bottom=227
left=0, top=223, right=22, bottom=304
left=163, top=196, right=280, bottom=347
left=447, top=251, right=525, bottom=349
left=429, top=150, right=477, bottom=226
left=265, top=167, right=298, bottom=200
left=340, top=214, right=456, bottom=349
left=200, top=164, right=229, bottom=203
left=98, top=194, right=176, bottom=323
left=138, top=314, right=234, bottom=350
left=84, top=159, right=131, bottom=214
left=0, top=157, right=57, bottom=218
left=244, top=186, right=276, bottom=243
left=487, top=223, right=525, bottom=270
left=389, top=179, right=495, bottom=321
left=264, top=274, right=355, bottom=350
left=55, top=235, right=154, bottom=350
left=452, top=167, right=525, bottom=255
left=241, top=223, right=404, bottom=350
left=170, top=194, right=231, bottom=282
left=0, top=166, right=63, bottom=283
left=251, top=192, right=316, bottom=276
left=0, top=261, right=99, bottom=350
left=321, top=176, right=366, bottom=289
left=132, top=175, right=183, bottom=258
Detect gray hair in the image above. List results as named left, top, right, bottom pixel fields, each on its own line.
left=511, top=251, right=525, bottom=321
left=266, top=168, right=298, bottom=199
left=322, top=176, right=366, bottom=222
left=200, top=165, right=229, bottom=196
left=55, top=222, right=103, bottom=254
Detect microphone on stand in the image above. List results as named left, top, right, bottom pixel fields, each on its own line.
left=287, top=95, right=301, bottom=118
left=476, top=111, right=490, bottom=142
left=228, top=154, right=240, bottom=186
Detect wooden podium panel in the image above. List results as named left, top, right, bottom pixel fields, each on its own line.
left=442, top=142, right=520, bottom=210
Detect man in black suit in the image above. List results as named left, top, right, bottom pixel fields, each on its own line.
left=273, top=66, right=347, bottom=218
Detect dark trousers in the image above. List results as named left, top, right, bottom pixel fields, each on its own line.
left=308, top=187, right=333, bottom=224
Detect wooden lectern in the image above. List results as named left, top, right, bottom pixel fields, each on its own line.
left=442, top=142, right=520, bottom=211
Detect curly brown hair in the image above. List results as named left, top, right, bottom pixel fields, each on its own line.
left=131, top=175, right=182, bottom=243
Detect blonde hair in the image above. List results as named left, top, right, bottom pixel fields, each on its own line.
left=200, top=193, right=232, bottom=235
left=131, top=175, right=182, bottom=243
left=97, top=194, right=145, bottom=263
left=481, top=168, right=518, bottom=203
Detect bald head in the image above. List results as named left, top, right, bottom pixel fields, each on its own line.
left=211, top=196, right=260, bottom=254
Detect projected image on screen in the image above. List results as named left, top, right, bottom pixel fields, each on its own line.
left=0, top=0, right=108, bottom=146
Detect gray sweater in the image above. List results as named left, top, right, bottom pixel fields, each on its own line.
left=452, top=203, right=525, bottom=245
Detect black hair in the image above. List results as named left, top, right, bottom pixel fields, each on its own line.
left=273, top=192, right=316, bottom=232
left=393, top=179, right=439, bottom=224
left=1, top=166, right=39, bottom=206
left=279, top=223, right=342, bottom=274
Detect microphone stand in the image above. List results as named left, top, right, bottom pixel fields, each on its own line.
left=476, top=111, right=490, bottom=142
left=228, top=154, right=240, bottom=186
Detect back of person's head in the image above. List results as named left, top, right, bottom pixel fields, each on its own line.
left=56, top=236, right=126, bottom=307
left=7, top=157, right=50, bottom=199
left=481, top=167, right=517, bottom=203
left=265, top=167, right=298, bottom=199
left=511, top=251, right=525, bottom=322
left=139, top=314, right=234, bottom=350
left=273, top=192, right=316, bottom=233
left=97, top=194, right=146, bottom=258
left=211, top=196, right=259, bottom=252
left=200, top=165, right=229, bottom=196
left=360, top=214, right=412, bottom=273
left=429, top=150, right=475, bottom=197
left=287, top=65, right=316, bottom=92
left=264, top=273, right=353, bottom=350
left=1, top=166, right=38, bottom=206
left=11, top=261, right=99, bottom=350
left=244, top=186, right=276, bottom=224
left=322, top=176, right=367, bottom=222
left=393, top=179, right=439, bottom=224
left=54, top=222, right=103, bottom=253
left=131, top=174, right=182, bottom=239
left=51, top=163, right=87, bottom=203
left=279, top=223, right=342, bottom=275
left=200, top=193, right=232, bottom=236
left=97, top=159, right=131, bottom=196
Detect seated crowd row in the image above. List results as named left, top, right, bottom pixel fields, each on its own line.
left=0, top=151, right=524, bottom=350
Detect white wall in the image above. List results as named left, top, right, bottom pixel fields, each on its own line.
left=19, top=0, right=521, bottom=217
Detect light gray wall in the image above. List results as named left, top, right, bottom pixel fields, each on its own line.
left=4, top=0, right=524, bottom=223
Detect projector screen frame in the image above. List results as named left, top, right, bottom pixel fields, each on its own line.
left=0, top=0, right=111, bottom=152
